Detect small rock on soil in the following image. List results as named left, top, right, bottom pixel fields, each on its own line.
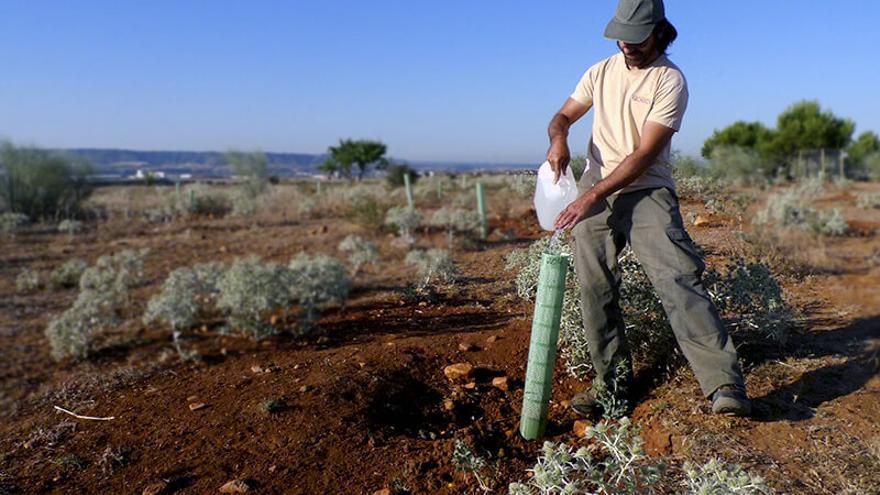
left=219, top=479, right=250, bottom=493
left=443, top=363, right=473, bottom=381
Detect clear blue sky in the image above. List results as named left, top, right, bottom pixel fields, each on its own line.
left=1, top=1, right=878, bottom=164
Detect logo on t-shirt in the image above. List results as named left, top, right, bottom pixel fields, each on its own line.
left=631, top=94, right=652, bottom=105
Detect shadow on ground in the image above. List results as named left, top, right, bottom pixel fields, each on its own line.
left=753, top=315, right=880, bottom=422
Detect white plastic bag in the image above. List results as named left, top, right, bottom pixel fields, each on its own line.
left=533, top=160, right=580, bottom=231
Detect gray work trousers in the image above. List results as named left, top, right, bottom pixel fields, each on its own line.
left=571, top=186, right=744, bottom=398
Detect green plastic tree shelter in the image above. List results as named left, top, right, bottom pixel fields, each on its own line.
left=520, top=251, right=569, bottom=440
left=475, top=182, right=487, bottom=239
left=404, top=172, right=415, bottom=208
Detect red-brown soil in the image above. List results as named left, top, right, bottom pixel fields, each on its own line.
left=1, top=181, right=878, bottom=494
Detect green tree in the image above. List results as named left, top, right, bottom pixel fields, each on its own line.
left=385, top=163, right=420, bottom=188
left=320, top=139, right=389, bottom=180
left=847, top=131, right=880, bottom=165
left=0, top=141, right=93, bottom=219
left=226, top=150, right=268, bottom=198
left=701, top=121, right=774, bottom=160
left=769, top=100, right=855, bottom=158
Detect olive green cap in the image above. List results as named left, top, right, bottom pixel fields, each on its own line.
left=604, top=0, right=666, bottom=44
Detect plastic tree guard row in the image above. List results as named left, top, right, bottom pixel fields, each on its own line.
left=520, top=251, right=569, bottom=440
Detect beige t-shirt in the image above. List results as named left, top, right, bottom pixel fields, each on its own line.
left=570, top=52, right=688, bottom=194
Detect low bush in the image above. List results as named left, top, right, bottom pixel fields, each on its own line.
left=707, top=146, right=770, bottom=186
left=48, top=259, right=88, bottom=290
left=45, top=249, right=149, bottom=360
left=143, top=205, right=177, bottom=224
left=345, top=195, right=392, bottom=230
left=857, top=193, right=880, bottom=209
left=1, top=212, right=29, bottom=238
left=506, top=235, right=677, bottom=378
left=682, top=458, right=771, bottom=494
left=756, top=183, right=849, bottom=236
left=288, top=253, right=350, bottom=331
left=704, top=258, right=794, bottom=343
left=509, top=418, right=662, bottom=495
left=508, top=234, right=793, bottom=378
left=405, top=248, right=458, bottom=290
left=384, top=206, right=422, bottom=244
left=231, top=191, right=261, bottom=217
left=216, top=256, right=292, bottom=339
left=337, top=235, right=379, bottom=275
left=58, top=219, right=84, bottom=236
left=509, top=174, right=536, bottom=198
left=430, top=207, right=481, bottom=248
left=143, top=268, right=204, bottom=332
left=16, top=268, right=41, bottom=293
left=182, top=192, right=232, bottom=217
left=452, top=440, right=494, bottom=493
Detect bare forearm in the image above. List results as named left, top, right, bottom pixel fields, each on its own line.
left=548, top=113, right=571, bottom=143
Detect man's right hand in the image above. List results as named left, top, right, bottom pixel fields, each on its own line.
left=547, top=138, right=571, bottom=184
left=546, top=97, right=589, bottom=183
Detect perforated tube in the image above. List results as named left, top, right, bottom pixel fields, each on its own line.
left=520, top=252, right=569, bottom=440
left=404, top=172, right=414, bottom=209
left=475, top=182, right=487, bottom=239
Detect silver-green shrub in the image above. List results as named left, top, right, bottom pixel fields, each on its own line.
left=16, top=268, right=41, bottom=293
left=45, top=248, right=149, bottom=360
left=143, top=266, right=214, bottom=332
left=811, top=208, right=849, bottom=236
left=681, top=458, right=771, bottom=495
left=430, top=206, right=481, bottom=248
left=1, top=212, right=29, bottom=238
left=231, top=191, right=260, bottom=217
left=452, top=440, right=493, bottom=493
left=384, top=206, right=422, bottom=244
left=405, top=248, right=458, bottom=289
left=510, top=174, right=536, bottom=197
left=298, top=196, right=318, bottom=219
left=181, top=192, right=231, bottom=217
left=216, top=256, right=292, bottom=339
left=58, top=219, right=84, bottom=236
left=704, top=258, right=793, bottom=343
left=508, top=418, right=662, bottom=495
left=756, top=182, right=848, bottom=236
left=288, top=253, right=350, bottom=331
left=337, top=235, right=379, bottom=275
left=143, top=205, right=176, bottom=224
left=857, top=193, right=880, bottom=209
left=506, top=235, right=677, bottom=378
left=48, top=259, right=88, bottom=290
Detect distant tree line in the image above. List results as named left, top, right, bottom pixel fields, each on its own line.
left=701, top=100, right=880, bottom=181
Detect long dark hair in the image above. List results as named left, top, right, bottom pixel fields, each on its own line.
left=653, top=19, right=678, bottom=53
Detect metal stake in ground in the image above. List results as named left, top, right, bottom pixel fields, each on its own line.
left=520, top=251, right=568, bottom=440
left=475, top=182, right=487, bottom=239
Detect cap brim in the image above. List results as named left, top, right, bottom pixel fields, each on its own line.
left=603, top=19, right=653, bottom=44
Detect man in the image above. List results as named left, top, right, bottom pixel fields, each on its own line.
left=546, top=0, right=751, bottom=416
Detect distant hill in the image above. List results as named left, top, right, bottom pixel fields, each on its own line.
left=61, top=148, right=327, bottom=178
left=58, top=148, right=534, bottom=178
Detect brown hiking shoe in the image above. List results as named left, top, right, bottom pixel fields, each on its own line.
left=570, top=388, right=632, bottom=419
left=570, top=389, right=604, bottom=419
left=711, top=385, right=752, bottom=416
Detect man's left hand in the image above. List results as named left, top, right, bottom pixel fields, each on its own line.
left=554, top=193, right=598, bottom=230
